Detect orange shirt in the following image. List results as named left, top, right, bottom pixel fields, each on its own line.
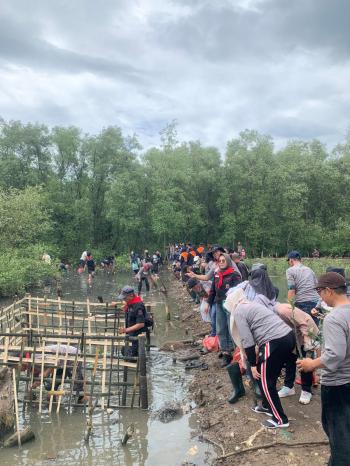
left=180, top=252, right=189, bottom=261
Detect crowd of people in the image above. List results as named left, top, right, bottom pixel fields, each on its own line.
left=171, top=243, right=350, bottom=465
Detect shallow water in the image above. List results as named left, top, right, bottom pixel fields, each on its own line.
left=0, top=270, right=215, bottom=466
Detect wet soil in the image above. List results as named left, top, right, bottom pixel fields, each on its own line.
left=168, top=276, right=330, bottom=466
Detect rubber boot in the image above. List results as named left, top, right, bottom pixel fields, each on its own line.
left=245, top=363, right=262, bottom=401
left=226, top=362, right=245, bottom=404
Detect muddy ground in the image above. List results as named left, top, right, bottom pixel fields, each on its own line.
left=166, top=277, right=330, bottom=466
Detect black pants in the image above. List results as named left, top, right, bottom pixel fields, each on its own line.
left=138, top=277, right=150, bottom=294
left=322, top=383, right=350, bottom=466
left=284, top=347, right=313, bottom=393
left=257, top=331, right=295, bottom=425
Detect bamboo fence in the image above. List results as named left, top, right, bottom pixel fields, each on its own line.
left=0, top=295, right=150, bottom=412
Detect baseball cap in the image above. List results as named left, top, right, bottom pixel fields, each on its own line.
left=117, top=285, right=135, bottom=300
left=315, top=272, right=346, bottom=289
left=326, top=266, right=345, bottom=277
left=231, top=253, right=240, bottom=260
left=287, top=250, right=301, bottom=261
left=187, top=277, right=199, bottom=289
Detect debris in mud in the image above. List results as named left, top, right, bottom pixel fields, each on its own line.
left=159, top=339, right=194, bottom=351
left=121, top=424, right=134, bottom=446
left=153, top=402, right=183, bottom=423
left=3, top=426, right=35, bottom=447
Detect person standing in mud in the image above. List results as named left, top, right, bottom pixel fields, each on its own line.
left=297, top=272, right=350, bottom=465
left=136, top=261, right=152, bottom=294
left=229, top=288, right=296, bottom=429
left=118, top=286, right=146, bottom=357
left=130, top=251, right=141, bottom=275
left=143, top=250, right=151, bottom=263
left=282, top=250, right=319, bottom=404
left=86, top=252, right=95, bottom=284
left=207, top=253, right=241, bottom=368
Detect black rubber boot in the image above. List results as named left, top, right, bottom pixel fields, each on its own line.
left=245, top=363, right=262, bottom=400
left=226, top=362, right=245, bottom=404
left=220, top=352, right=232, bottom=368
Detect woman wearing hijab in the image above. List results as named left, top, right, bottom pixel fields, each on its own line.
left=207, top=253, right=241, bottom=367
left=226, top=288, right=295, bottom=429
left=232, top=264, right=278, bottom=310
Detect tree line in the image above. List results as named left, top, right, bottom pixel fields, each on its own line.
left=1, top=118, right=350, bottom=270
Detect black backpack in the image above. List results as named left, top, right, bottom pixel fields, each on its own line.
left=144, top=309, right=154, bottom=329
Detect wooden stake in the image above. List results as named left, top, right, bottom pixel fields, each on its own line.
left=49, top=345, right=60, bottom=413
left=101, top=339, right=107, bottom=410
left=68, top=336, right=80, bottom=411
left=12, top=368, right=21, bottom=447
left=56, top=345, right=69, bottom=413
left=39, top=340, right=45, bottom=413
left=84, top=347, right=100, bottom=443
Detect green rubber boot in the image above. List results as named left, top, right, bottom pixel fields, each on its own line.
left=226, top=362, right=245, bottom=404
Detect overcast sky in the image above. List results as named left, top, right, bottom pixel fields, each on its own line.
left=0, top=0, right=349, bottom=152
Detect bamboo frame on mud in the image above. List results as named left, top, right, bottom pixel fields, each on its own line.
left=0, top=295, right=151, bottom=412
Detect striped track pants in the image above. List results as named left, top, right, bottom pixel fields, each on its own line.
left=258, top=331, right=295, bottom=425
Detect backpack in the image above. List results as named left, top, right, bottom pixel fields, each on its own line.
left=144, top=309, right=154, bottom=329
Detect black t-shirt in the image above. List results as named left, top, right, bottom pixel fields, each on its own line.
left=126, top=302, right=146, bottom=336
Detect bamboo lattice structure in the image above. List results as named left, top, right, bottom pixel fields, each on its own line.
left=0, top=295, right=150, bottom=412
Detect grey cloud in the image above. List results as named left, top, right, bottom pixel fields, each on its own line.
left=0, top=0, right=349, bottom=151
left=0, top=17, right=144, bottom=84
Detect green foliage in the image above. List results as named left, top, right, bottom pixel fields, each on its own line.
left=0, top=117, right=350, bottom=297
left=0, top=187, right=52, bottom=248
left=114, top=254, right=131, bottom=272
left=246, top=257, right=350, bottom=277
left=0, top=245, right=58, bottom=296
left=0, top=185, right=57, bottom=296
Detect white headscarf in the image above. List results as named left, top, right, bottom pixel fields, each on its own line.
left=224, top=287, right=250, bottom=351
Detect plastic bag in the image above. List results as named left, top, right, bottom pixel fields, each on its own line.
left=199, top=300, right=212, bottom=323
left=202, top=335, right=219, bottom=352
left=232, top=347, right=246, bottom=374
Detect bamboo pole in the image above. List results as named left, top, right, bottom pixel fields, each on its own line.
left=12, top=368, right=21, bottom=447
left=68, top=336, right=80, bottom=411
left=87, top=298, right=92, bottom=353
left=29, top=340, right=37, bottom=404
left=107, top=338, right=114, bottom=407
left=101, top=339, right=107, bottom=410
left=49, top=345, right=60, bottom=413
left=58, top=296, right=62, bottom=332
left=56, top=345, right=70, bottom=413
left=138, top=335, right=148, bottom=409
left=84, top=348, right=100, bottom=443
left=39, top=340, right=46, bottom=413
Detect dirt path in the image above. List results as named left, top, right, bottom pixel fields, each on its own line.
left=167, top=276, right=330, bottom=466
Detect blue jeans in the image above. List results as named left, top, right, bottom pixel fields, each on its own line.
left=209, top=304, right=217, bottom=337
left=216, top=302, right=234, bottom=352
left=296, top=300, right=319, bottom=325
